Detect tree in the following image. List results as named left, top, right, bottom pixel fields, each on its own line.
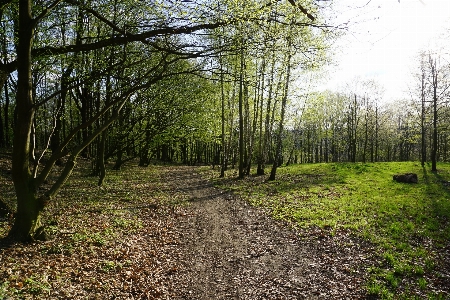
left=269, top=36, right=292, bottom=180
left=2, top=0, right=334, bottom=241
left=3, top=0, right=235, bottom=241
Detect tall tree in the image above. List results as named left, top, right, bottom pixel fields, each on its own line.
left=269, top=36, right=292, bottom=181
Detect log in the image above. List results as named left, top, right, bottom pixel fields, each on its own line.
left=393, top=173, right=418, bottom=183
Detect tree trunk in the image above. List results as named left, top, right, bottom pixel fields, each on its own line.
left=256, top=59, right=265, bottom=175
left=352, top=95, right=357, bottom=163
left=430, top=55, right=438, bottom=172
left=97, top=130, right=107, bottom=186
left=9, top=0, right=44, bottom=241
left=220, top=53, right=226, bottom=177
left=51, top=66, right=71, bottom=157
left=431, top=91, right=438, bottom=172
left=421, top=74, right=426, bottom=167
left=4, top=75, right=10, bottom=147
left=269, top=40, right=292, bottom=181
left=363, top=102, right=368, bottom=163
left=238, top=40, right=245, bottom=179
left=0, top=80, right=3, bottom=147
left=375, top=105, right=379, bottom=162
left=113, top=147, right=123, bottom=170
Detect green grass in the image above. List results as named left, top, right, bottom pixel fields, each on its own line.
left=205, top=162, right=450, bottom=299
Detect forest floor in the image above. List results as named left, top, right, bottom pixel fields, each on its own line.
left=0, top=158, right=448, bottom=299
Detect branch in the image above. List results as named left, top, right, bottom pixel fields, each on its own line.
left=287, top=0, right=315, bottom=21
left=44, top=99, right=127, bottom=200
left=64, top=0, right=127, bottom=36
left=32, top=106, right=61, bottom=178
left=32, top=0, right=63, bottom=29
left=33, top=21, right=228, bottom=57
left=0, top=0, right=13, bottom=10
left=34, top=60, right=171, bottom=187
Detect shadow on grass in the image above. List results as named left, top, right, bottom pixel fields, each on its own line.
left=214, top=163, right=349, bottom=196
left=421, top=166, right=450, bottom=243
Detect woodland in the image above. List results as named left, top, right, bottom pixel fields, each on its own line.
left=0, top=0, right=450, bottom=299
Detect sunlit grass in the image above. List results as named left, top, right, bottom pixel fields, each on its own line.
left=205, top=162, right=450, bottom=298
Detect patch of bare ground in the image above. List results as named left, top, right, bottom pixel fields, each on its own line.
left=162, top=166, right=374, bottom=299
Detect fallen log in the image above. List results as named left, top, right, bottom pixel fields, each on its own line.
left=393, top=173, right=418, bottom=183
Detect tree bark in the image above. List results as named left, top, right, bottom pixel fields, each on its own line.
left=238, top=39, right=245, bottom=179
left=9, top=0, right=44, bottom=241
left=3, top=74, right=9, bottom=147
left=420, top=64, right=426, bottom=167
left=262, top=48, right=276, bottom=170
left=269, top=39, right=292, bottom=181
left=220, top=52, right=226, bottom=178
left=0, top=76, right=4, bottom=147
left=429, top=55, right=438, bottom=172
left=256, top=58, right=266, bottom=175
left=97, top=130, right=107, bottom=186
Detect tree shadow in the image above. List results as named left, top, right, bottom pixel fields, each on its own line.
left=185, top=192, right=233, bottom=203
left=422, top=166, right=430, bottom=184
left=422, top=167, right=450, bottom=223
left=216, top=164, right=348, bottom=196
left=0, top=234, right=35, bottom=249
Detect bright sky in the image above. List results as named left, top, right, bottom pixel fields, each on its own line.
left=322, top=0, right=450, bottom=102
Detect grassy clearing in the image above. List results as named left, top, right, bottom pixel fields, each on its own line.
left=204, top=162, right=450, bottom=299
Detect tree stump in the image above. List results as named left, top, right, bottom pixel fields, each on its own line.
left=393, top=173, right=418, bottom=183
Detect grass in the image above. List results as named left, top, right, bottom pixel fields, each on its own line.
left=204, top=161, right=450, bottom=299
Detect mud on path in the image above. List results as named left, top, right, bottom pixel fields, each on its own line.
left=162, top=166, right=373, bottom=299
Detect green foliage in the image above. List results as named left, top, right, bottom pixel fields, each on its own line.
left=100, top=260, right=121, bottom=273
left=1, top=276, right=51, bottom=298
left=23, top=276, right=51, bottom=295
left=208, top=161, right=450, bottom=298
left=418, top=277, right=427, bottom=290
left=113, top=216, right=143, bottom=231
left=0, top=281, right=8, bottom=299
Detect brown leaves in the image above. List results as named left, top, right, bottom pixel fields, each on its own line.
left=0, top=161, right=187, bottom=299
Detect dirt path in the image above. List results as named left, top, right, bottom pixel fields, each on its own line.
left=162, top=166, right=373, bottom=299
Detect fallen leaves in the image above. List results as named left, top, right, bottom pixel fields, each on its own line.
left=0, top=161, right=187, bottom=299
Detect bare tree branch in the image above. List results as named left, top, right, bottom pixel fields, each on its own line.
left=287, top=0, right=315, bottom=21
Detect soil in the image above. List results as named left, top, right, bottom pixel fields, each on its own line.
left=162, top=166, right=374, bottom=299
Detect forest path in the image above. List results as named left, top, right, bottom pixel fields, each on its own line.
left=162, top=166, right=371, bottom=299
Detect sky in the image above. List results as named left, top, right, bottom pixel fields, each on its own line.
left=321, top=0, right=450, bottom=102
